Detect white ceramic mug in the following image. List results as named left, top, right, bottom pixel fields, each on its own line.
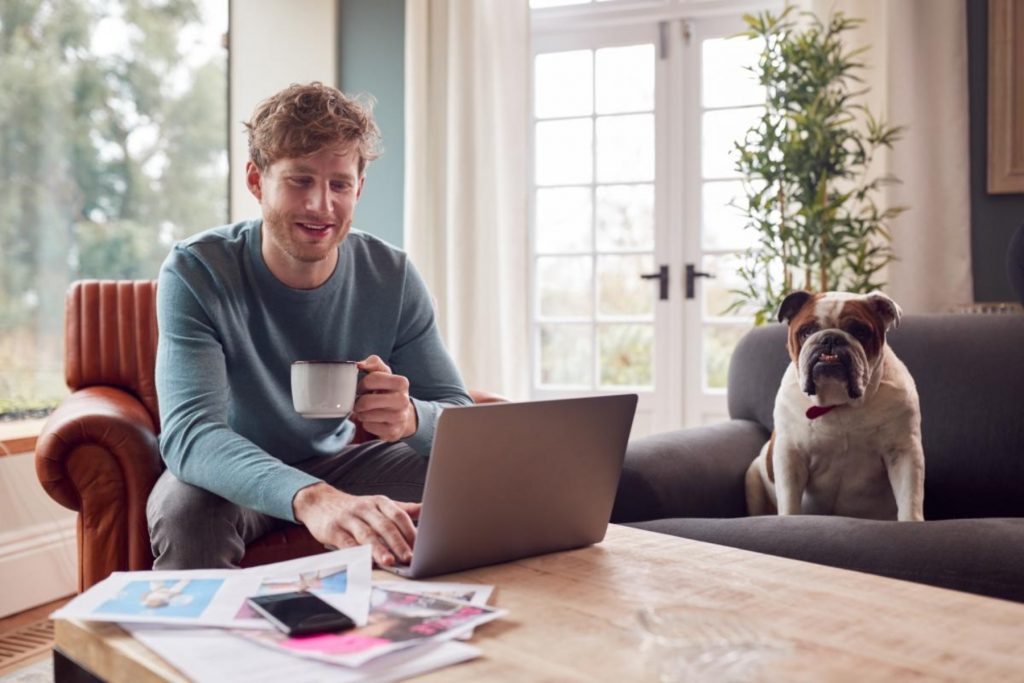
left=290, top=360, right=358, bottom=418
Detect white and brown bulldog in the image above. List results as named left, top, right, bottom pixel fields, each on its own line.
left=744, top=291, right=925, bottom=521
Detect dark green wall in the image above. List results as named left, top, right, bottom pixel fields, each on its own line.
left=967, top=0, right=1024, bottom=301
left=338, top=0, right=405, bottom=248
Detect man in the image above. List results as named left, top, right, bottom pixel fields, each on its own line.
left=148, top=82, right=471, bottom=570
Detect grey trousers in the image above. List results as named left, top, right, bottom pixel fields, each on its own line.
left=146, top=440, right=428, bottom=570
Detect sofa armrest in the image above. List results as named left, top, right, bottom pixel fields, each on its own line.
left=611, top=419, right=769, bottom=523
left=35, top=386, right=162, bottom=590
left=468, top=389, right=508, bottom=405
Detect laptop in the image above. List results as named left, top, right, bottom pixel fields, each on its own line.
left=385, top=394, right=637, bottom=578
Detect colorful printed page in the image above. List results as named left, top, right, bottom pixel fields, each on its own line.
left=240, top=587, right=506, bottom=667
left=373, top=581, right=494, bottom=639
left=52, top=545, right=372, bottom=629
left=124, top=624, right=480, bottom=683
left=236, top=545, right=373, bottom=626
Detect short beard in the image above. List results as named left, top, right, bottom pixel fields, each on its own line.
left=262, top=205, right=340, bottom=264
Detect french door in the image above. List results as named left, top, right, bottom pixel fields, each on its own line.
left=530, top=2, right=777, bottom=436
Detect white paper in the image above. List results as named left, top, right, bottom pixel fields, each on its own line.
left=53, top=546, right=372, bottom=628
left=238, top=545, right=373, bottom=626
left=124, top=624, right=480, bottom=683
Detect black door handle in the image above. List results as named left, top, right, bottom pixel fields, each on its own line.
left=640, top=265, right=669, bottom=301
left=685, top=263, right=714, bottom=299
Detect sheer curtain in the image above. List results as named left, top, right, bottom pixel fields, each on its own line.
left=404, top=0, right=530, bottom=399
left=802, top=0, right=974, bottom=311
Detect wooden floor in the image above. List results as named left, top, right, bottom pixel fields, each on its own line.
left=0, top=597, right=72, bottom=677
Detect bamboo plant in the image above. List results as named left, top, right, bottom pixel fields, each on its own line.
left=729, top=6, right=906, bottom=325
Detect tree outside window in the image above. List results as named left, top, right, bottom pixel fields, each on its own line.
left=0, top=0, right=228, bottom=419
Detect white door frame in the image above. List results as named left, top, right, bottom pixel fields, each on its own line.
left=529, top=0, right=782, bottom=434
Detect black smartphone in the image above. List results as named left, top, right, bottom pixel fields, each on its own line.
left=246, top=591, right=355, bottom=636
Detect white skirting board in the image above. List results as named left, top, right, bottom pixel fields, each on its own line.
left=0, top=519, right=77, bottom=617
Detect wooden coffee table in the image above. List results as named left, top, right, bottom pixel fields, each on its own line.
left=54, top=524, right=1024, bottom=681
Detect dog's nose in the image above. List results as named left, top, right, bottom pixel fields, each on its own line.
left=818, top=332, right=846, bottom=350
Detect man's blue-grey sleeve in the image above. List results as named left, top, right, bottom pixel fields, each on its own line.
left=155, top=261, right=320, bottom=521
left=392, top=260, right=473, bottom=456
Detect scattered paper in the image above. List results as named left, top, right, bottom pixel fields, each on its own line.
left=124, top=624, right=480, bottom=683
left=374, top=581, right=494, bottom=639
left=53, top=546, right=372, bottom=628
left=56, top=546, right=504, bottom=680
left=238, top=587, right=505, bottom=667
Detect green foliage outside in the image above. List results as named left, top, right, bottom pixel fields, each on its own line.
left=0, top=0, right=227, bottom=414
left=729, top=6, right=906, bottom=325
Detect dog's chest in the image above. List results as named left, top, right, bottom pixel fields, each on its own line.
left=802, top=424, right=885, bottom=479
left=796, top=417, right=896, bottom=515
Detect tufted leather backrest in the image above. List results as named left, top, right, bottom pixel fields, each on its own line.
left=65, top=280, right=160, bottom=430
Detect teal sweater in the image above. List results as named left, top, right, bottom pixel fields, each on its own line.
left=155, top=220, right=471, bottom=522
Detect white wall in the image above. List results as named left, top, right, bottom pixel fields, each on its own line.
left=229, top=0, right=339, bottom=222
left=0, top=452, right=76, bottom=617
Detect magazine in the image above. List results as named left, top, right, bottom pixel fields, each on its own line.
left=239, top=587, right=505, bottom=667
left=124, top=623, right=480, bottom=683
left=373, top=581, right=494, bottom=639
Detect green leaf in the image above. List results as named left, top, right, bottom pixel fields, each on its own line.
left=727, top=3, right=904, bottom=317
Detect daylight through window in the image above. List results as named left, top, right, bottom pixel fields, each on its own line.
left=0, top=0, right=229, bottom=419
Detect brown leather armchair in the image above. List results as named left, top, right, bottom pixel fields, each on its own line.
left=35, top=280, right=505, bottom=591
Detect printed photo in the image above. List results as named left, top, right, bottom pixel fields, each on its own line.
left=95, top=579, right=224, bottom=619
left=235, top=564, right=349, bottom=620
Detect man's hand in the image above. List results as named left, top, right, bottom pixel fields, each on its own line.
left=293, top=482, right=421, bottom=566
left=354, top=355, right=418, bottom=442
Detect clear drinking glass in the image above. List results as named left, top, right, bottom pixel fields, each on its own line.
left=636, top=603, right=785, bottom=683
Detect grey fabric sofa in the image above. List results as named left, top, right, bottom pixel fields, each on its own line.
left=612, top=313, right=1024, bottom=603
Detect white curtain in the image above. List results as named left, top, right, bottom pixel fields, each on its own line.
left=802, top=0, right=974, bottom=311
left=404, top=0, right=530, bottom=399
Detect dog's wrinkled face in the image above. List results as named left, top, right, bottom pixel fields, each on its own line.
left=778, top=291, right=902, bottom=405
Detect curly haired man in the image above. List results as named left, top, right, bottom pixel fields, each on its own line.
left=148, top=83, right=471, bottom=570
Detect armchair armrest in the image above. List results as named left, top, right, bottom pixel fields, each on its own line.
left=468, top=389, right=508, bottom=405
left=35, top=386, right=162, bottom=590
left=611, top=419, right=769, bottom=523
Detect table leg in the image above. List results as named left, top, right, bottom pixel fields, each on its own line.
left=53, top=647, right=104, bottom=683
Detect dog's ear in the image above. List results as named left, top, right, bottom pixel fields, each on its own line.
left=866, top=291, right=903, bottom=330
left=776, top=290, right=814, bottom=324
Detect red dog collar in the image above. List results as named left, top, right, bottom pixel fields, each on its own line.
left=806, top=405, right=838, bottom=420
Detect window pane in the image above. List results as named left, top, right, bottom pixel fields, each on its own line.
left=598, top=324, right=653, bottom=388
left=535, top=50, right=593, bottom=119
left=703, top=324, right=750, bottom=390
left=702, top=107, right=762, bottom=179
left=540, top=324, right=592, bottom=387
left=535, top=118, right=593, bottom=185
left=597, top=255, right=655, bottom=317
left=595, top=44, right=654, bottom=114
left=596, top=184, right=654, bottom=250
left=701, top=253, right=759, bottom=319
left=537, top=256, right=593, bottom=318
left=536, top=187, right=592, bottom=253
left=702, top=37, right=765, bottom=109
left=0, top=0, right=228, bottom=417
left=702, top=181, right=757, bottom=251
left=596, top=114, right=654, bottom=183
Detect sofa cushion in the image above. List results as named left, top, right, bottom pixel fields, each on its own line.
left=723, top=314, right=1024, bottom=519
left=630, top=516, right=1024, bottom=604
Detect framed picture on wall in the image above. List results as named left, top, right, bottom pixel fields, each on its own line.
left=988, top=0, right=1024, bottom=194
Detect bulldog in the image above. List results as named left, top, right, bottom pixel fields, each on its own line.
left=744, top=291, right=925, bottom=521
